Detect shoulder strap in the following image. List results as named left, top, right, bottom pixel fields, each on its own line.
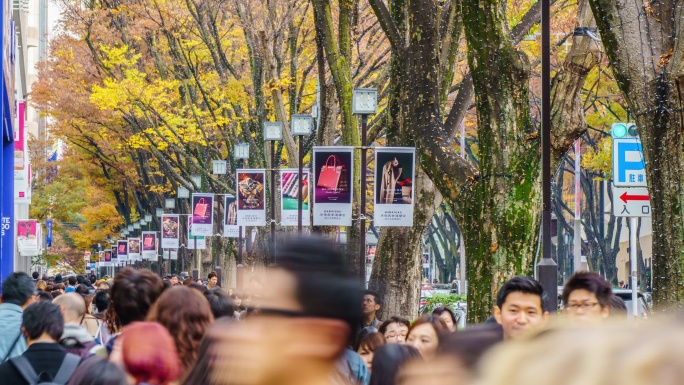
left=10, top=355, right=39, bottom=385
left=52, top=354, right=80, bottom=384
left=2, top=332, right=23, bottom=362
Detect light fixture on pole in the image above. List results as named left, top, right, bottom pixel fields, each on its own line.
left=156, top=208, right=164, bottom=218
left=191, top=175, right=202, bottom=190
left=291, top=114, right=312, bottom=234
left=144, top=214, right=152, bottom=222
left=127, top=224, right=133, bottom=232
left=233, top=142, right=250, bottom=291
left=263, top=122, right=283, bottom=266
left=212, top=160, right=227, bottom=175
left=353, top=88, right=378, bottom=286
left=140, top=219, right=147, bottom=226
left=133, top=222, right=141, bottom=230
left=165, top=198, right=175, bottom=210
left=234, top=142, right=250, bottom=160
left=178, top=187, right=190, bottom=199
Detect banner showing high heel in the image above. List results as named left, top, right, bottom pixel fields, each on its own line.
left=280, top=169, right=311, bottom=226
left=236, top=169, right=267, bottom=226
left=141, top=232, right=157, bottom=260
left=191, top=193, right=214, bottom=236
left=223, top=194, right=239, bottom=238
left=313, top=147, right=354, bottom=226
left=161, top=214, right=180, bottom=249
left=128, top=238, right=141, bottom=261
left=374, top=147, right=415, bottom=227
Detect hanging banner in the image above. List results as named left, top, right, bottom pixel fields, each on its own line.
left=223, top=194, right=239, bottom=238
left=313, top=147, right=354, bottom=226
left=17, top=219, right=39, bottom=256
left=161, top=214, right=180, bottom=249
left=111, top=246, right=118, bottom=264
left=161, top=249, right=178, bottom=261
left=141, top=232, right=157, bottom=260
left=188, top=217, right=207, bottom=250
left=236, top=169, right=266, bottom=226
left=128, top=238, right=141, bottom=261
left=374, top=147, right=415, bottom=227
left=46, top=219, right=52, bottom=247
left=280, top=169, right=311, bottom=226
left=117, top=240, right=129, bottom=261
left=191, top=193, right=214, bottom=236
left=104, top=250, right=112, bottom=267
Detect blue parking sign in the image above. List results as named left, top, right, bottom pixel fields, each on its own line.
left=612, top=138, right=647, bottom=187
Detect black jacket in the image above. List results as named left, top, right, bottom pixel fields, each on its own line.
left=0, top=342, right=75, bottom=384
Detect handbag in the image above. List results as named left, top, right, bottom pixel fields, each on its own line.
left=144, top=236, right=154, bottom=247
left=317, top=155, right=348, bottom=191
left=195, top=198, right=209, bottom=217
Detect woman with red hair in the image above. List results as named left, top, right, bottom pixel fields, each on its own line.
left=146, top=286, right=214, bottom=375
left=120, top=322, right=180, bottom=385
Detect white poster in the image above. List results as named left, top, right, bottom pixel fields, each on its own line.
left=128, top=238, right=141, bottom=261
left=161, top=214, right=180, bottom=249
left=162, top=249, right=178, bottom=261
left=141, top=232, right=157, bottom=260
left=191, top=193, right=214, bottom=236
left=313, top=147, right=354, bottom=226
left=374, top=147, right=415, bottom=227
left=188, top=217, right=207, bottom=250
left=223, top=195, right=239, bottom=238
left=280, top=169, right=311, bottom=226
left=236, top=169, right=267, bottom=226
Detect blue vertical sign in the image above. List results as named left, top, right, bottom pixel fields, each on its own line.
left=46, top=219, right=53, bottom=247
left=612, top=138, right=647, bottom=187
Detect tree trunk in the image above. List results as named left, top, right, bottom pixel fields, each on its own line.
left=369, top=168, right=440, bottom=319
left=588, top=0, right=684, bottom=307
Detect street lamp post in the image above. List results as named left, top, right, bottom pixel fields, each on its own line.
left=353, top=88, right=378, bottom=285
left=264, top=122, right=283, bottom=265
left=537, top=0, right=558, bottom=312
left=291, top=115, right=312, bottom=234
left=234, top=142, right=250, bottom=290
left=178, top=186, right=190, bottom=274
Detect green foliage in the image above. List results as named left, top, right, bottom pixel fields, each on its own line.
left=422, top=293, right=466, bottom=314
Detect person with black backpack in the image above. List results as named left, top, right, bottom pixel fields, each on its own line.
left=0, top=301, right=81, bottom=384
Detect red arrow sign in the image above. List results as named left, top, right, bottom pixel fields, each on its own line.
left=620, top=191, right=649, bottom=203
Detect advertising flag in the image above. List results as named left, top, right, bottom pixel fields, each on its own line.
left=374, top=147, right=415, bottom=227
left=191, top=193, right=214, bottom=236
left=117, top=240, right=129, bottom=261
left=111, top=246, right=118, bottom=264
left=236, top=169, right=267, bottom=226
left=46, top=219, right=52, bottom=247
left=280, top=169, right=311, bottom=226
left=188, top=217, right=206, bottom=250
left=17, top=219, right=39, bottom=256
left=223, top=194, right=239, bottom=238
left=161, top=214, right=180, bottom=249
left=128, top=238, right=141, bottom=261
left=141, top=232, right=157, bottom=260
left=313, top=147, right=354, bottom=226
left=104, top=250, right=112, bottom=266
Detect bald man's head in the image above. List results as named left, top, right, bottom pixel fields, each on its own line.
left=52, top=292, right=86, bottom=324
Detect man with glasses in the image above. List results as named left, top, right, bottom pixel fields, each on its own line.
left=211, top=235, right=363, bottom=385
left=561, top=271, right=612, bottom=323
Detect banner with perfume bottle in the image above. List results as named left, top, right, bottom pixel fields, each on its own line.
left=128, top=238, right=141, bottom=261
left=374, top=147, right=415, bottom=227
left=280, top=169, right=311, bottom=226
left=161, top=214, right=180, bottom=249
left=312, top=147, right=354, bottom=226
left=236, top=170, right=266, bottom=226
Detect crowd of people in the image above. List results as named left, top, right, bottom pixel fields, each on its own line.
left=0, top=235, right=681, bottom=385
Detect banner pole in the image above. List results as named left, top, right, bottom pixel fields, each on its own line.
left=359, top=114, right=368, bottom=286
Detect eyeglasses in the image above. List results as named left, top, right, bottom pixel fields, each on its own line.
left=565, top=302, right=600, bottom=311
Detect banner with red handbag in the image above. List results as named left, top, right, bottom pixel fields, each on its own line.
left=117, top=240, right=128, bottom=261
left=141, top=232, right=157, bottom=260
left=313, top=147, right=354, bottom=226
left=191, top=193, right=215, bottom=236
